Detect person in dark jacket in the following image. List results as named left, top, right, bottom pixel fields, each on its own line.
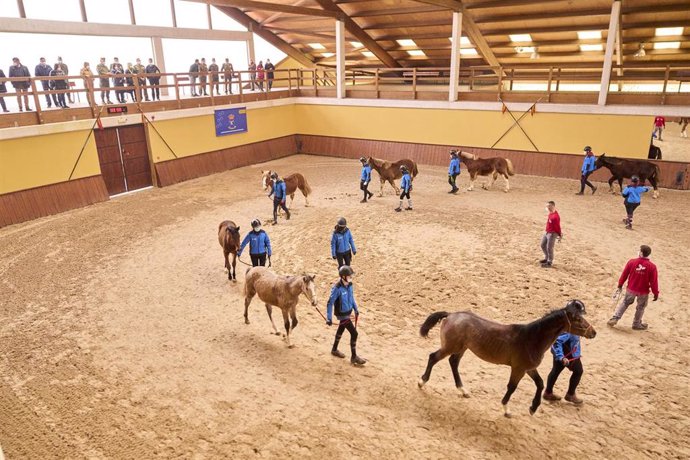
left=35, top=57, right=54, bottom=108
left=265, top=59, right=275, bottom=90
left=621, top=176, right=651, bottom=230
left=9, top=57, right=32, bottom=111
left=145, top=58, right=161, bottom=101
left=448, top=150, right=461, bottom=193
left=576, top=146, right=598, bottom=195
left=331, top=217, right=356, bottom=268
left=238, top=219, right=272, bottom=267
left=268, top=172, right=290, bottom=224
left=110, top=58, right=125, bottom=103
left=326, top=265, right=366, bottom=366
left=395, top=165, right=412, bottom=212
left=49, top=65, right=69, bottom=108
left=543, top=332, right=584, bottom=405
left=359, top=157, right=374, bottom=203
left=189, top=59, right=199, bottom=97
left=124, top=63, right=135, bottom=102
left=209, top=58, right=220, bottom=96
left=0, top=69, right=10, bottom=112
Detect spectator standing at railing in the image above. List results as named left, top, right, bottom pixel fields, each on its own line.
left=80, top=61, right=95, bottom=107
left=55, top=57, right=73, bottom=104
left=189, top=59, right=199, bottom=97
left=0, top=69, right=10, bottom=112
left=198, top=58, right=209, bottom=96
left=35, top=57, right=54, bottom=108
left=111, top=58, right=125, bottom=103
left=209, top=58, right=220, bottom=96
left=256, top=60, right=265, bottom=91
left=133, top=58, right=149, bottom=102
left=222, top=58, right=234, bottom=94
left=265, top=59, right=275, bottom=91
left=125, top=63, right=136, bottom=102
left=146, top=58, right=161, bottom=101
left=248, top=59, right=256, bottom=91
left=97, top=58, right=113, bottom=105
left=9, top=57, right=32, bottom=112
left=50, top=64, right=69, bottom=109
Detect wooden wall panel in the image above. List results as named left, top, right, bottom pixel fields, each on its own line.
left=0, top=175, right=109, bottom=228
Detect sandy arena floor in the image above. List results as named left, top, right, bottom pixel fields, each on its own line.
left=1, top=154, right=689, bottom=459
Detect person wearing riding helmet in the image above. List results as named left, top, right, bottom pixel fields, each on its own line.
left=238, top=219, right=272, bottom=267
left=448, top=150, right=461, bottom=194
left=543, top=332, right=585, bottom=406
left=577, top=146, right=598, bottom=195
left=621, top=175, right=651, bottom=230
left=395, top=165, right=412, bottom=212
left=267, top=172, right=290, bottom=224
left=331, top=217, right=357, bottom=268
left=359, top=157, right=374, bottom=203
left=326, top=265, right=366, bottom=366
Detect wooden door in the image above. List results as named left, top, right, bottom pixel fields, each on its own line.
left=94, top=124, right=152, bottom=196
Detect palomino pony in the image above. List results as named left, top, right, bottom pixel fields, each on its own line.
left=218, top=220, right=241, bottom=281
left=262, top=170, right=312, bottom=208
left=594, top=153, right=660, bottom=198
left=243, top=267, right=318, bottom=348
left=367, top=157, right=419, bottom=196
left=418, top=300, right=596, bottom=418
left=455, top=150, right=515, bottom=192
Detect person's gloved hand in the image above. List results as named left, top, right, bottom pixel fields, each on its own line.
left=332, top=255, right=336, bottom=260
left=653, top=294, right=659, bottom=301
left=326, top=320, right=332, bottom=326
left=561, top=358, right=570, bottom=366
left=613, top=287, right=622, bottom=299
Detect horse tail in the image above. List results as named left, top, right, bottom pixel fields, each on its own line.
left=505, top=158, right=515, bottom=176
left=300, top=174, right=312, bottom=197
left=412, top=161, right=419, bottom=179
left=420, top=311, right=449, bottom=337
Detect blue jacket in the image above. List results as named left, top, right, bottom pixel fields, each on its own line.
left=449, top=157, right=460, bottom=175
left=326, top=281, right=358, bottom=322
left=622, top=185, right=650, bottom=204
left=551, top=332, right=581, bottom=360
left=238, top=230, right=271, bottom=256
left=581, top=155, right=596, bottom=174
left=270, top=180, right=287, bottom=201
left=331, top=228, right=356, bottom=257
left=361, top=164, right=372, bottom=182
left=400, top=172, right=411, bottom=192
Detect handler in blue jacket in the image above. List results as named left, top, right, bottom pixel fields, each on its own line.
left=267, top=172, right=290, bottom=225
left=622, top=175, right=651, bottom=230
left=326, top=265, right=366, bottom=366
left=543, top=332, right=584, bottom=405
left=331, top=217, right=357, bottom=268
left=395, top=165, right=413, bottom=212
left=238, top=219, right=272, bottom=267
left=448, top=150, right=461, bottom=194
left=576, top=146, right=598, bottom=195
left=359, top=157, right=374, bottom=203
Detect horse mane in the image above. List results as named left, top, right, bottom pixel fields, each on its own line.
left=521, top=309, right=564, bottom=334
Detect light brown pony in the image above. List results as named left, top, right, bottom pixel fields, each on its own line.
left=243, top=266, right=318, bottom=348
left=454, top=150, right=515, bottom=192
left=261, top=170, right=312, bottom=208
left=367, top=157, right=419, bottom=196
left=418, top=300, right=596, bottom=418
left=218, top=220, right=241, bottom=281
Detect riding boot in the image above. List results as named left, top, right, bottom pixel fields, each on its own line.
left=395, top=200, right=403, bottom=212
left=368, top=191, right=373, bottom=199
left=406, top=199, right=413, bottom=210
left=351, top=346, right=366, bottom=366
left=331, top=334, right=345, bottom=358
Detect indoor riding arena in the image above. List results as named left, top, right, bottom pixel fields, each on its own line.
left=1, top=1, right=690, bottom=459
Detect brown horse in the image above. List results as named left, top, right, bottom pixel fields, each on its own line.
left=243, top=267, right=318, bottom=348
left=218, top=220, right=241, bottom=281
left=454, top=150, right=515, bottom=192
left=418, top=300, right=596, bottom=418
left=367, top=157, right=419, bottom=196
left=594, top=154, right=660, bottom=198
left=262, top=170, right=312, bottom=208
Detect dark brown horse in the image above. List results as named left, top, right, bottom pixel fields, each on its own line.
left=262, top=170, right=312, bottom=208
left=648, top=144, right=662, bottom=160
left=455, top=150, right=515, bottom=192
left=418, top=300, right=596, bottom=418
left=218, top=220, right=241, bottom=281
left=367, top=157, right=419, bottom=196
left=594, top=154, right=660, bottom=198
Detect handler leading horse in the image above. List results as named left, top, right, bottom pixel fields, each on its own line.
left=218, top=220, right=240, bottom=281
left=367, top=157, right=419, bottom=196
left=262, top=170, right=312, bottom=208
left=455, top=150, right=515, bottom=192
left=594, top=153, right=660, bottom=198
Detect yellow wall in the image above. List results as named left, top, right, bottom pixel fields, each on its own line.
left=271, top=57, right=309, bottom=89
left=0, top=130, right=99, bottom=194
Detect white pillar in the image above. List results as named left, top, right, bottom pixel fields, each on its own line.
left=336, top=19, right=346, bottom=99
left=246, top=23, right=256, bottom=65
left=598, top=0, right=621, bottom=106
left=151, top=36, right=169, bottom=96
left=449, top=10, right=463, bottom=102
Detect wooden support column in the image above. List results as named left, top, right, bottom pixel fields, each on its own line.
left=247, top=23, right=256, bottom=66
left=336, top=18, right=346, bottom=99
left=128, top=0, right=136, bottom=25
left=170, top=0, right=177, bottom=27
left=16, top=0, right=25, bottom=18
left=448, top=10, right=462, bottom=102
left=598, top=0, right=621, bottom=106
left=79, top=0, right=87, bottom=22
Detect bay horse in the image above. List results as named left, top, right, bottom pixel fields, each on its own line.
left=455, top=150, right=515, bottom=192
left=367, top=157, right=419, bottom=196
left=243, top=267, right=317, bottom=348
left=594, top=153, right=660, bottom=198
left=218, top=220, right=240, bottom=281
left=418, top=300, right=596, bottom=418
left=261, top=170, right=312, bottom=208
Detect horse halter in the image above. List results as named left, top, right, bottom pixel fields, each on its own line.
left=562, top=310, right=572, bottom=333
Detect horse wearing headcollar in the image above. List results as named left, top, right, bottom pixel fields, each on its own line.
left=367, top=156, right=419, bottom=196
left=261, top=170, right=312, bottom=208
left=454, top=150, right=515, bottom=192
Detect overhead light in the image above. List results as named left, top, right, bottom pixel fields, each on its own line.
left=350, top=41, right=363, bottom=48
left=514, top=46, right=535, bottom=54
left=407, top=50, right=426, bottom=56
left=361, top=51, right=375, bottom=58
left=308, top=43, right=325, bottom=50
left=655, top=27, right=684, bottom=37
left=460, top=48, right=478, bottom=56
left=580, top=44, right=604, bottom=51
left=448, top=37, right=471, bottom=45
left=577, top=30, right=602, bottom=40
left=530, top=47, right=540, bottom=59
left=654, top=41, right=681, bottom=50
left=321, top=52, right=334, bottom=58
left=509, top=34, right=532, bottom=42
left=397, top=39, right=417, bottom=47
left=634, top=43, right=646, bottom=58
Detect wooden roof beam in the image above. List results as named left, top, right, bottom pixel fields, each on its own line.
left=260, top=0, right=309, bottom=25
left=183, top=0, right=344, bottom=19
left=350, top=6, right=446, bottom=17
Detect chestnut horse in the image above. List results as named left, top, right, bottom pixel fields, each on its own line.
left=454, top=150, right=515, bottom=192
left=261, top=170, right=312, bottom=208
left=243, top=267, right=318, bottom=348
left=218, top=220, right=241, bottom=281
left=418, top=300, right=596, bottom=418
left=367, top=157, right=419, bottom=196
left=594, top=154, right=660, bottom=198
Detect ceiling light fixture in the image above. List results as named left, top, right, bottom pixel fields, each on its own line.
left=509, top=34, right=532, bottom=42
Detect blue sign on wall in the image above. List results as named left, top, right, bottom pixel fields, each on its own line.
left=215, top=107, right=248, bottom=136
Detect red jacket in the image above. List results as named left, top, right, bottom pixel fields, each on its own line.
left=654, top=116, right=665, bottom=128
left=545, top=211, right=561, bottom=236
left=618, top=257, right=659, bottom=296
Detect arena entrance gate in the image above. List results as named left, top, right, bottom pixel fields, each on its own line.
left=94, top=124, right=153, bottom=196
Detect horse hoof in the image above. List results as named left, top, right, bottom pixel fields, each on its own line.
left=417, top=378, right=426, bottom=389
left=504, top=412, right=512, bottom=418
left=288, top=344, right=296, bottom=349
left=529, top=408, right=537, bottom=416
left=460, top=389, right=471, bottom=398
left=245, top=319, right=250, bottom=325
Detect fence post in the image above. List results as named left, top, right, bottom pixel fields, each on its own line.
left=496, top=67, right=503, bottom=101
left=313, top=69, right=317, bottom=94
left=375, top=68, right=380, bottom=99
left=661, top=65, right=670, bottom=105
left=238, top=72, right=244, bottom=103
left=412, top=68, right=417, bottom=100
left=173, top=74, right=181, bottom=109
left=547, top=67, right=553, bottom=102
left=29, top=79, right=44, bottom=124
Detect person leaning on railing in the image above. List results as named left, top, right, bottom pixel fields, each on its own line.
left=0, top=69, right=10, bottom=112
left=146, top=58, right=161, bottom=101
left=222, top=58, right=234, bottom=94
left=80, top=61, right=95, bottom=107
left=50, top=64, right=69, bottom=109
left=96, top=57, right=113, bottom=105
left=9, top=57, right=32, bottom=112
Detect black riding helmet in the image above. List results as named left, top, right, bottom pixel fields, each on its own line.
left=584, top=146, right=592, bottom=151
left=251, top=218, right=261, bottom=228
left=359, top=157, right=367, bottom=164
left=339, top=265, right=354, bottom=277
left=337, top=217, right=347, bottom=227
left=270, top=172, right=278, bottom=179
left=631, top=175, right=640, bottom=183
left=400, top=165, right=408, bottom=172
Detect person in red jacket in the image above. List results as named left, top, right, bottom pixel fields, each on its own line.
left=653, top=116, right=666, bottom=141
left=539, top=201, right=562, bottom=268
left=608, top=245, right=659, bottom=330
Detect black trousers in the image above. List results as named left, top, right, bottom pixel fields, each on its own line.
left=448, top=173, right=459, bottom=189
left=333, top=319, right=358, bottom=357
left=360, top=180, right=372, bottom=200
left=273, top=199, right=289, bottom=223
left=0, top=95, right=7, bottom=111
left=336, top=251, right=352, bottom=268
left=580, top=172, right=595, bottom=193
left=250, top=253, right=267, bottom=267
left=546, top=358, right=583, bottom=395
left=625, top=201, right=640, bottom=216
left=40, top=81, right=52, bottom=106
left=399, top=190, right=411, bottom=200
